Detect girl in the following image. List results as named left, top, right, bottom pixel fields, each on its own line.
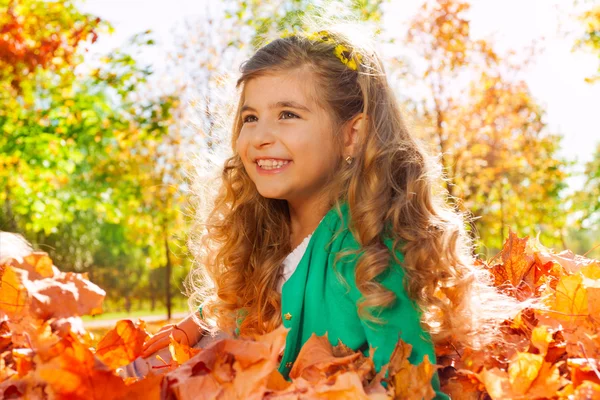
left=140, top=24, right=520, bottom=399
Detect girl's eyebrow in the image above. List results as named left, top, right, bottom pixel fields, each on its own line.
left=241, top=101, right=311, bottom=113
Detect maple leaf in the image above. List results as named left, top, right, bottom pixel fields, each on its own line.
left=384, top=339, right=439, bottom=400
left=567, top=358, right=600, bottom=388
left=477, top=354, right=564, bottom=400
left=10, top=252, right=56, bottom=279
left=571, top=381, right=600, bottom=399
left=33, top=331, right=128, bottom=399
left=22, top=270, right=105, bottom=320
left=95, top=319, right=150, bottom=370
left=164, top=324, right=287, bottom=400
left=114, top=373, right=164, bottom=400
left=535, top=266, right=600, bottom=332
left=169, top=334, right=202, bottom=365
left=529, top=325, right=553, bottom=357
left=534, top=245, right=599, bottom=275
left=488, top=229, right=535, bottom=288
left=507, top=352, right=544, bottom=394
left=0, top=265, right=29, bottom=318
left=289, top=333, right=367, bottom=382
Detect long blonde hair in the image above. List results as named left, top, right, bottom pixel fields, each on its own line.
left=186, top=23, right=523, bottom=350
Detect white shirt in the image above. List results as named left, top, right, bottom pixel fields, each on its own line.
left=276, top=216, right=325, bottom=293
left=276, top=233, right=312, bottom=292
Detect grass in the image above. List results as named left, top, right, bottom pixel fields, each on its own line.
left=81, top=304, right=189, bottom=322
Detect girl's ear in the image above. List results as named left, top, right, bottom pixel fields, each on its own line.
left=343, top=113, right=366, bottom=158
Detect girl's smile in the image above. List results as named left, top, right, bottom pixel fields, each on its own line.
left=255, top=158, right=293, bottom=175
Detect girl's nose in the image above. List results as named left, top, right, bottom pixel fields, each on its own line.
left=252, top=121, right=277, bottom=148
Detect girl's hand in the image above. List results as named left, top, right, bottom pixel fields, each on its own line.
left=141, top=313, right=204, bottom=359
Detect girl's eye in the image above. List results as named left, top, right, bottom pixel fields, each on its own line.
left=243, top=115, right=257, bottom=123
left=242, top=112, right=298, bottom=123
left=280, top=111, right=299, bottom=120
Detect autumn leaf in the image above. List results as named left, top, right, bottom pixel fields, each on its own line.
left=489, top=229, right=535, bottom=288
left=10, top=252, right=56, bottom=280
left=440, top=373, right=482, bottom=400
left=164, top=324, right=287, bottom=400
left=571, top=380, right=600, bottom=399
left=537, top=273, right=589, bottom=328
left=95, top=319, right=150, bottom=370
left=34, top=332, right=128, bottom=399
left=530, top=325, right=553, bottom=356
left=169, top=334, right=201, bottom=364
left=114, top=373, right=164, bottom=400
left=507, top=352, right=544, bottom=394
left=12, top=348, right=34, bottom=377
left=0, top=265, right=29, bottom=317
left=567, top=358, right=600, bottom=388
left=289, top=333, right=365, bottom=382
left=385, top=340, right=438, bottom=400
left=535, top=246, right=599, bottom=275
left=477, top=354, right=564, bottom=399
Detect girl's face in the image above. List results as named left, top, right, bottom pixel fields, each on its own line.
left=236, top=68, right=339, bottom=204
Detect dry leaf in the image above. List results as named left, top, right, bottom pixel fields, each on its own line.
left=95, top=319, right=150, bottom=370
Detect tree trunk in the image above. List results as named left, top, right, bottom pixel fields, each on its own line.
left=164, top=229, right=172, bottom=320
left=4, top=183, right=18, bottom=232
left=124, top=296, right=132, bottom=313
left=150, top=288, right=156, bottom=312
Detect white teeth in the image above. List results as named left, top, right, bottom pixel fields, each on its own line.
left=257, top=159, right=290, bottom=169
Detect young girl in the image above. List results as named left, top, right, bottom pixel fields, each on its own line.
left=140, top=24, right=519, bottom=399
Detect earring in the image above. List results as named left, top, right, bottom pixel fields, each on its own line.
left=345, top=156, right=353, bottom=165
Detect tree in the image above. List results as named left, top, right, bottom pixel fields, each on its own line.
left=400, top=0, right=572, bottom=255
left=0, top=0, right=187, bottom=313
left=575, top=2, right=600, bottom=83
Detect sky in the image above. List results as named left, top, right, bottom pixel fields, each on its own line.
left=78, top=0, right=600, bottom=192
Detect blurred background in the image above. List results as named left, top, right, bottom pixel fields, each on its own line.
left=1, top=0, right=598, bottom=318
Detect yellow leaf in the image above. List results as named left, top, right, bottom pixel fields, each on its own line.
left=507, top=352, right=544, bottom=395
left=168, top=335, right=201, bottom=364
left=545, top=274, right=588, bottom=326
left=530, top=325, right=553, bottom=357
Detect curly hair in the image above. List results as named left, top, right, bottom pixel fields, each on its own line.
left=185, top=23, right=525, bottom=350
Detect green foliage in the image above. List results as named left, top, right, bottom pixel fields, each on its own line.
left=575, top=3, right=600, bottom=83
left=571, top=142, right=600, bottom=229
left=225, top=0, right=385, bottom=49
left=0, top=0, right=188, bottom=310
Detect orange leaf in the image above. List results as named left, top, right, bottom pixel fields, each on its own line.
left=535, top=248, right=598, bottom=275
left=22, top=253, right=55, bottom=278
left=499, top=230, right=535, bottom=287
left=34, top=332, right=128, bottom=399
left=521, top=361, right=564, bottom=399
left=266, top=369, right=291, bottom=391
left=571, top=381, right=600, bottom=399
left=114, top=373, right=164, bottom=400
left=568, top=358, right=600, bottom=388
left=289, top=333, right=363, bottom=382
left=164, top=324, right=287, bottom=400
left=95, top=320, right=150, bottom=370
left=12, top=348, right=33, bottom=377
left=386, top=339, right=438, bottom=400
left=0, top=265, right=29, bottom=317
left=476, top=367, right=515, bottom=400
left=169, top=335, right=201, bottom=365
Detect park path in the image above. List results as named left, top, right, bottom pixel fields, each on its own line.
left=82, top=311, right=189, bottom=329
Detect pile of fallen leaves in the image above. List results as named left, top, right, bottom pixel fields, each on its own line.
left=0, top=230, right=599, bottom=399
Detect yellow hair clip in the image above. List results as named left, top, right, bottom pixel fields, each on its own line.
left=333, top=44, right=361, bottom=71
left=279, top=30, right=362, bottom=71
